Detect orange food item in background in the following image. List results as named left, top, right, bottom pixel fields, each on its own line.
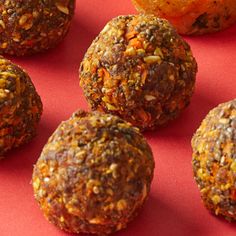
left=132, top=0, right=236, bottom=35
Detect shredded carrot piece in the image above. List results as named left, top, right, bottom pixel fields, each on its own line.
left=137, top=109, right=151, bottom=122
left=141, top=70, right=147, bottom=85
left=129, top=38, right=143, bottom=49
left=125, top=31, right=137, bottom=40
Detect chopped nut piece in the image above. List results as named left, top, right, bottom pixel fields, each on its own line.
left=211, top=195, right=221, bottom=205
left=93, top=186, right=100, bottom=194
left=19, top=14, right=33, bottom=30
left=0, top=20, right=5, bottom=29
left=230, top=161, right=236, bottom=172
left=117, top=199, right=127, bottom=211
left=55, top=3, right=69, bottom=15
left=125, top=47, right=136, bottom=56
left=33, top=178, right=40, bottom=190
left=144, top=55, right=161, bottom=64
left=154, top=47, right=164, bottom=58
left=145, top=95, right=156, bottom=101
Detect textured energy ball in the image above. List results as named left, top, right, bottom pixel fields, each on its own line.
left=192, top=99, right=236, bottom=221
left=0, top=0, right=75, bottom=56
left=132, top=0, right=236, bottom=35
left=0, top=57, right=42, bottom=156
left=32, top=110, right=154, bottom=235
left=79, top=14, right=197, bottom=131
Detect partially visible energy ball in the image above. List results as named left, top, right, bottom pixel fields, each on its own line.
left=192, top=99, right=236, bottom=221
left=132, top=0, right=236, bottom=35
left=79, top=14, right=197, bottom=131
left=32, top=110, right=155, bottom=235
left=0, top=0, right=75, bottom=56
left=0, top=57, right=42, bottom=156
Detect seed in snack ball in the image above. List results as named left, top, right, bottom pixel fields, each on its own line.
left=131, top=0, right=236, bottom=35
left=79, top=14, right=197, bottom=131
left=32, top=110, right=154, bottom=235
left=192, top=99, right=236, bottom=221
left=0, top=0, right=75, bottom=56
left=0, top=56, right=42, bottom=156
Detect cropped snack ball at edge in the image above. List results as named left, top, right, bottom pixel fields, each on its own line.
left=192, top=99, right=236, bottom=221
left=0, top=56, right=42, bottom=156
left=132, top=0, right=236, bottom=35
left=0, top=0, right=75, bottom=56
left=79, top=14, right=197, bottom=131
left=32, top=110, right=155, bottom=235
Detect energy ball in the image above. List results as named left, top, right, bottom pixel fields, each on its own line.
left=192, top=99, right=236, bottom=221
left=79, top=14, right=197, bottom=131
left=132, top=0, right=236, bottom=35
left=0, top=0, right=75, bottom=56
left=32, top=110, right=154, bottom=234
left=0, top=57, right=42, bottom=156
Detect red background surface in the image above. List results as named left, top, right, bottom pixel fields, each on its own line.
left=0, top=1, right=236, bottom=235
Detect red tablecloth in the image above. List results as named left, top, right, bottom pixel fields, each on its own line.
left=0, top=1, right=236, bottom=235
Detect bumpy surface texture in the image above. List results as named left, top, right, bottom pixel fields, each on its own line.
left=0, top=0, right=75, bottom=55
left=132, top=0, right=236, bottom=35
left=33, top=110, right=154, bottom=235
left=79, top=15, right=197, bottom=131
left=192, top=99, right=236, bottom=221
left=0, top=57, right=42, bottom=156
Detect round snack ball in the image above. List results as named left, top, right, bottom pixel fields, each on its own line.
left=0, top=0, right=75, bottom=56
left=32, top=110, right=154, bottom=234
left=132, top=0, right=236, bottom=35
left=192, top=99, right=236, bottom=221
left=79, top=14, right=197, bottom=131
left=0, top=56, right=42, bottom=156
